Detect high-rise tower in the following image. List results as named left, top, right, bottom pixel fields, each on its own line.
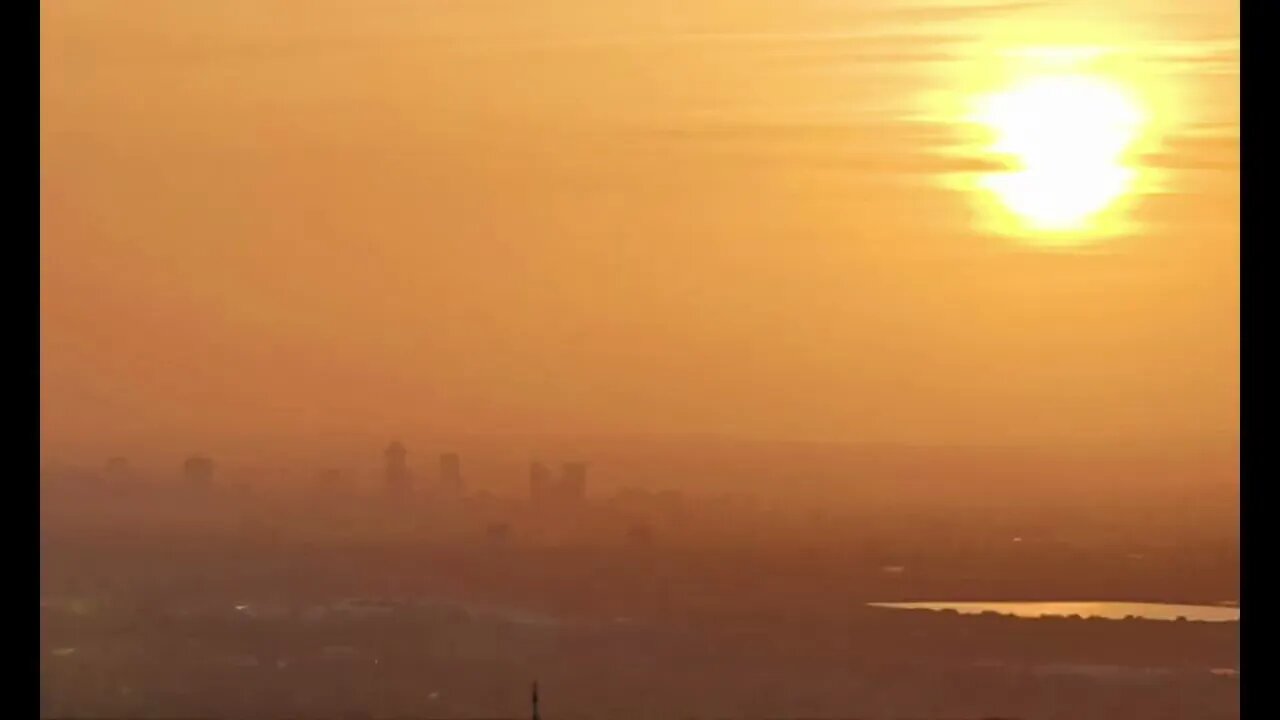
left=385, top=441, right=410, bottom=498
left=439, top=452, right=462, bottom=495
left=529, top=461, right=552, bottom=503
left=561, top=462, right=587, bottom=501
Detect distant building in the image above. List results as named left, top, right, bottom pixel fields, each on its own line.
left=439, top=452, right=463, bottom=495
left=655, top=489, right=684, bottom=515
left=529, top=458, right=588, bottom=504
left=529, top=461, right=552, bottom=503
left=385, top=441, right=410, bottom=498
left=104, top=457, right=132, bottom=485
left=561, top=462, right=587, bottom=502
left=627, top=522, right=653, bottom=546
left=486, top=522, right=511, bottom=543
left=530, top=461, right=587, bottom=505
left=316, top=468, right=342, bottom=493
left=183, top=455, right=215, bottom=489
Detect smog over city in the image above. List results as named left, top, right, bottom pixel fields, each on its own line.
left=41, top=1, right=1238, bottom=719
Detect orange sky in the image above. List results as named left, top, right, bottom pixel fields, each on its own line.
left=40, top=0, right=1238, bottom=460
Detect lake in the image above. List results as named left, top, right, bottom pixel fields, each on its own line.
left=869, top=601, right=1239, bottom=623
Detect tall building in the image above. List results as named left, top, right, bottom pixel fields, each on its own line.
left=183, top=455, right=215, bottom=489
left=531, top=461, right=587, bottom=505
left=561, top=462, right=587, bottom=502
left=529, top=461, right=552, bottom=503
left=385, top=441, right=410, bottom=498
left=439, top=452, right=463, bottom=495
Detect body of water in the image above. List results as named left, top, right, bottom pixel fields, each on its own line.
left=869, top=601, right=1239, bottom=622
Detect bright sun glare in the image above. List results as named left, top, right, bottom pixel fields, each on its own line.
left=972, top=74, right=1146, bottom=240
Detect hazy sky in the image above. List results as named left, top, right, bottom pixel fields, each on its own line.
left=41, top=0, right=1238, bottom=459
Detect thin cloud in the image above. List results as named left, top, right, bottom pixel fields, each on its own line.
left=1139, top=134, right=1239, bottom=172
left=641, top=119, right=1008, bottom=175
left=877, top=0, right=1051, bottom=23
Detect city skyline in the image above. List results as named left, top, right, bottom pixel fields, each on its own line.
left=39, top=2, right=1239, bottom=717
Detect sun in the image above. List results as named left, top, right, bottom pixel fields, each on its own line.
left=970, top=74, right=1146, bottom=241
